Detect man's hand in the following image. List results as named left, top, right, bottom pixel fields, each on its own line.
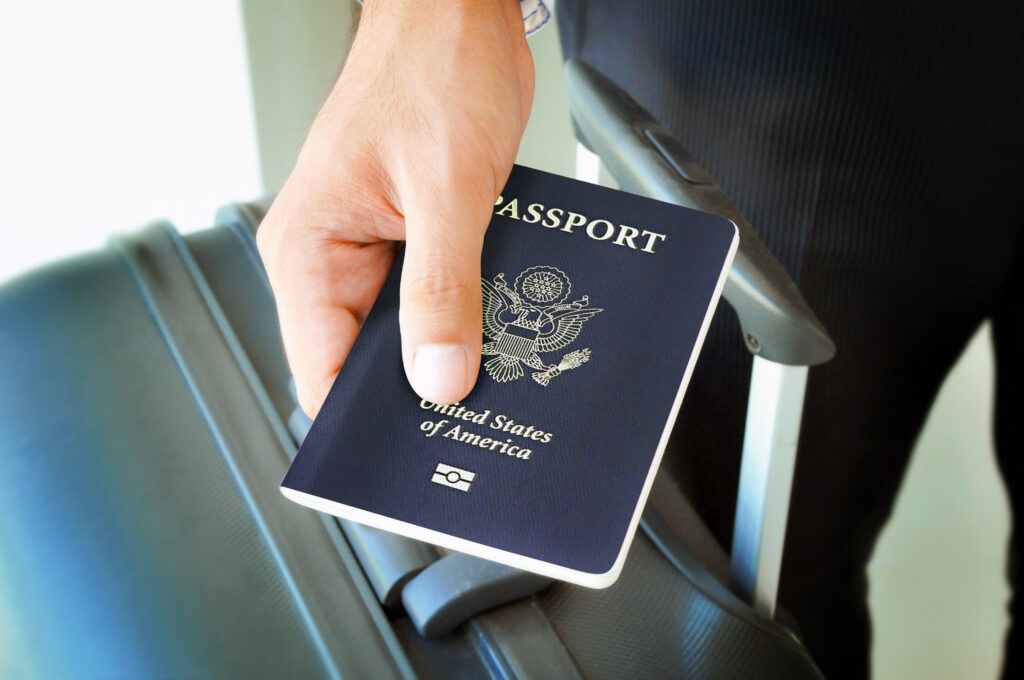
left=257, top=0, right=534, bottom=417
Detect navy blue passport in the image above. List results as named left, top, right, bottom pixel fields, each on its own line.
left=281, top=165, right=738, bottom=588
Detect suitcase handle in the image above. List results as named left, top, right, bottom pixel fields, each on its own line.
left=565, top=58, right=834, bottom=618
left=564, top=58, right=835, bottom=367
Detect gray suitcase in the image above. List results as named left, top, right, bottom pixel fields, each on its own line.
left=0, top=60, right=832, bottom=679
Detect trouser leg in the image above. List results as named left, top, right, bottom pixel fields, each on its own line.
left=555, top=2, right=1024, bottom=677
left=992, top=230, right=1024, bottom=679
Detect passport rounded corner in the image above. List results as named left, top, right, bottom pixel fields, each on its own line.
left=573, top=547, right=630, bottom=590
left=576, top=566, right=622, bottom=590
left=723, top=217, right=741, bottom=246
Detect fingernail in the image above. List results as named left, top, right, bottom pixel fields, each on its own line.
left=411, top=344, right=470, bottom=404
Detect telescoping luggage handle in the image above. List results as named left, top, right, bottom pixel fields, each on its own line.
left=564, top=59, right=836, bottom=617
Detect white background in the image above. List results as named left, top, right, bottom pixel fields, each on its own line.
left=0, top=2, right=261, bottom=281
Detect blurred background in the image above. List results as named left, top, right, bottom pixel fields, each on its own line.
left=0, top=2, right=1009, bottom=677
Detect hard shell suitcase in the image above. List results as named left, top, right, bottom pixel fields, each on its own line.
left=0, top=60, right=832, bottom=678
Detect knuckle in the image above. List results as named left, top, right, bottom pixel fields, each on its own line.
left=405, top=266, right=476, bottom=315
left=254, top=207, right=294, bottom=280
left=254, top=222, right=274, bottom=262
left=255, top=224, right=283, bottom=284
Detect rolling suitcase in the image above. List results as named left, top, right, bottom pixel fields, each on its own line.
left=0, top=59, right=833, bottom=678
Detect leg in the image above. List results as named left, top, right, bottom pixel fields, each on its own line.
left=992, top=231, right=1024, bottom=679
left=556, top=1, right=1024, bottom=676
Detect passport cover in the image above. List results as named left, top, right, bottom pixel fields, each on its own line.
left=281, top=165, right=738, bottom=588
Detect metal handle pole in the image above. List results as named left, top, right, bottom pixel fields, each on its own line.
left=730, top=357, right=808, bottom=616
left=569, top=59, right=826, bottom=619
left=575, top=143, right=602, bottom=184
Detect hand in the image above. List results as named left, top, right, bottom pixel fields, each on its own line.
left=257, top=0, right=534, bottom=416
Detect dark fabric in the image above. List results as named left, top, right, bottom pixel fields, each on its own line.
left=556, top=2, right=1024, bottom=678
left=993, top=236, right=1024, bottom=678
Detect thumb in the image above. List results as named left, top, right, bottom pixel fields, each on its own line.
left=399, top=191, right=490, bottom=405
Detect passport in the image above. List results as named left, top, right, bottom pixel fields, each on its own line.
left=281, top=165, right=738, bottom=588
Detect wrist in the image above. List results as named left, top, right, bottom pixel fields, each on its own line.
left=361, top=0, right=524, bottom=36
left=362, top=0, right=517, bottom=18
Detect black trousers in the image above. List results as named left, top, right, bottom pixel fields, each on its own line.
left=556, top=2, right=1024, bottom=678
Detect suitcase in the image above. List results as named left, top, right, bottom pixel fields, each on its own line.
left=0, top=60, right=833, bottom=679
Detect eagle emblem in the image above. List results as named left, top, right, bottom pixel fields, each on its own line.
left=481, top=265, right=602, bottom=386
